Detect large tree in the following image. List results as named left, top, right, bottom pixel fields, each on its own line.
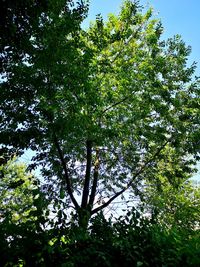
left=1, top=0, right=199, bottom=228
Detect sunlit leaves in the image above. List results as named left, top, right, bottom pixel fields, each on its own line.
left=0, top=158, right=44, bottom=224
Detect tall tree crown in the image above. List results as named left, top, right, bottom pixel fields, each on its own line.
left=0, top=0, right=199, bottom=224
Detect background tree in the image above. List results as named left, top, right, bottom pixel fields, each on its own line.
left=140, top=152, right=200, bottom=230
left=0, top=156, right=49, bottom=266
left=0, top=0, right=199, bottom=229
left=0, top=157, right=46, bottom=224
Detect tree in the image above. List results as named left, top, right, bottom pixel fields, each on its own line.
left=0, top=156, right=49, bottom=265
left=140, top=148, right=200, bottom=230
left=0, top=157, right=45, bottom=224
left=0, top=0, right=199, bottom=229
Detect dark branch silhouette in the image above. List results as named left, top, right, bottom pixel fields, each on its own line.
left=81, top=140, right=92, bottom=208
left=91, top=140, right=169, bottom=214
left=53, top=134, right=79, bottom=210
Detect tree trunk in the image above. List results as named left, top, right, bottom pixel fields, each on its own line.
left=78, top=208, right=91, bottom=231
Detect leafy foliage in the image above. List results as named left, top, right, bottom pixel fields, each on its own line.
left=136, top=145, right=200, bottom=229
left=142, top=177, right=200, bottom=231
left=1, top=0, right=199, bottom=229
left=0, top=157, right=49, bottom=266
left=0, top=159, right=199, bottom=266
left=0, top=2, right=200, bottom=265
left=2, top=207, right=199, bottom=266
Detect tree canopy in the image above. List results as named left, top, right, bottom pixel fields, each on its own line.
left=1, top=0, right=200, bottom=229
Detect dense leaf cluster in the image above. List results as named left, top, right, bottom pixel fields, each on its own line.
left=1, top=208, right=200, bottom=267
left=0, top=158, right=199, bottom=266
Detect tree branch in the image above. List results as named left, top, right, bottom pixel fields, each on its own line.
left=53, top=135, right=79, bottom=210
left=91, top=140, right=169, bottom=215
left=89, top=147, right=99, bottom=208
left=96, top=30, right=143, bottom=118
left=101, top=96, right=130, bottom=115
left=110, top=30, right=140, bottom=64
left=81, top=140, right=92, bottom=208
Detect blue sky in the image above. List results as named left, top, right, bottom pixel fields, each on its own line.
left=85, top=0, right=200, bottom=71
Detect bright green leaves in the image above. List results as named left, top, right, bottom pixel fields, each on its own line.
left=0, top=158, right=45, bottom=225
left=141, top=145, right=200, bottom=230
left=144, top=179, right=200, bottom=230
